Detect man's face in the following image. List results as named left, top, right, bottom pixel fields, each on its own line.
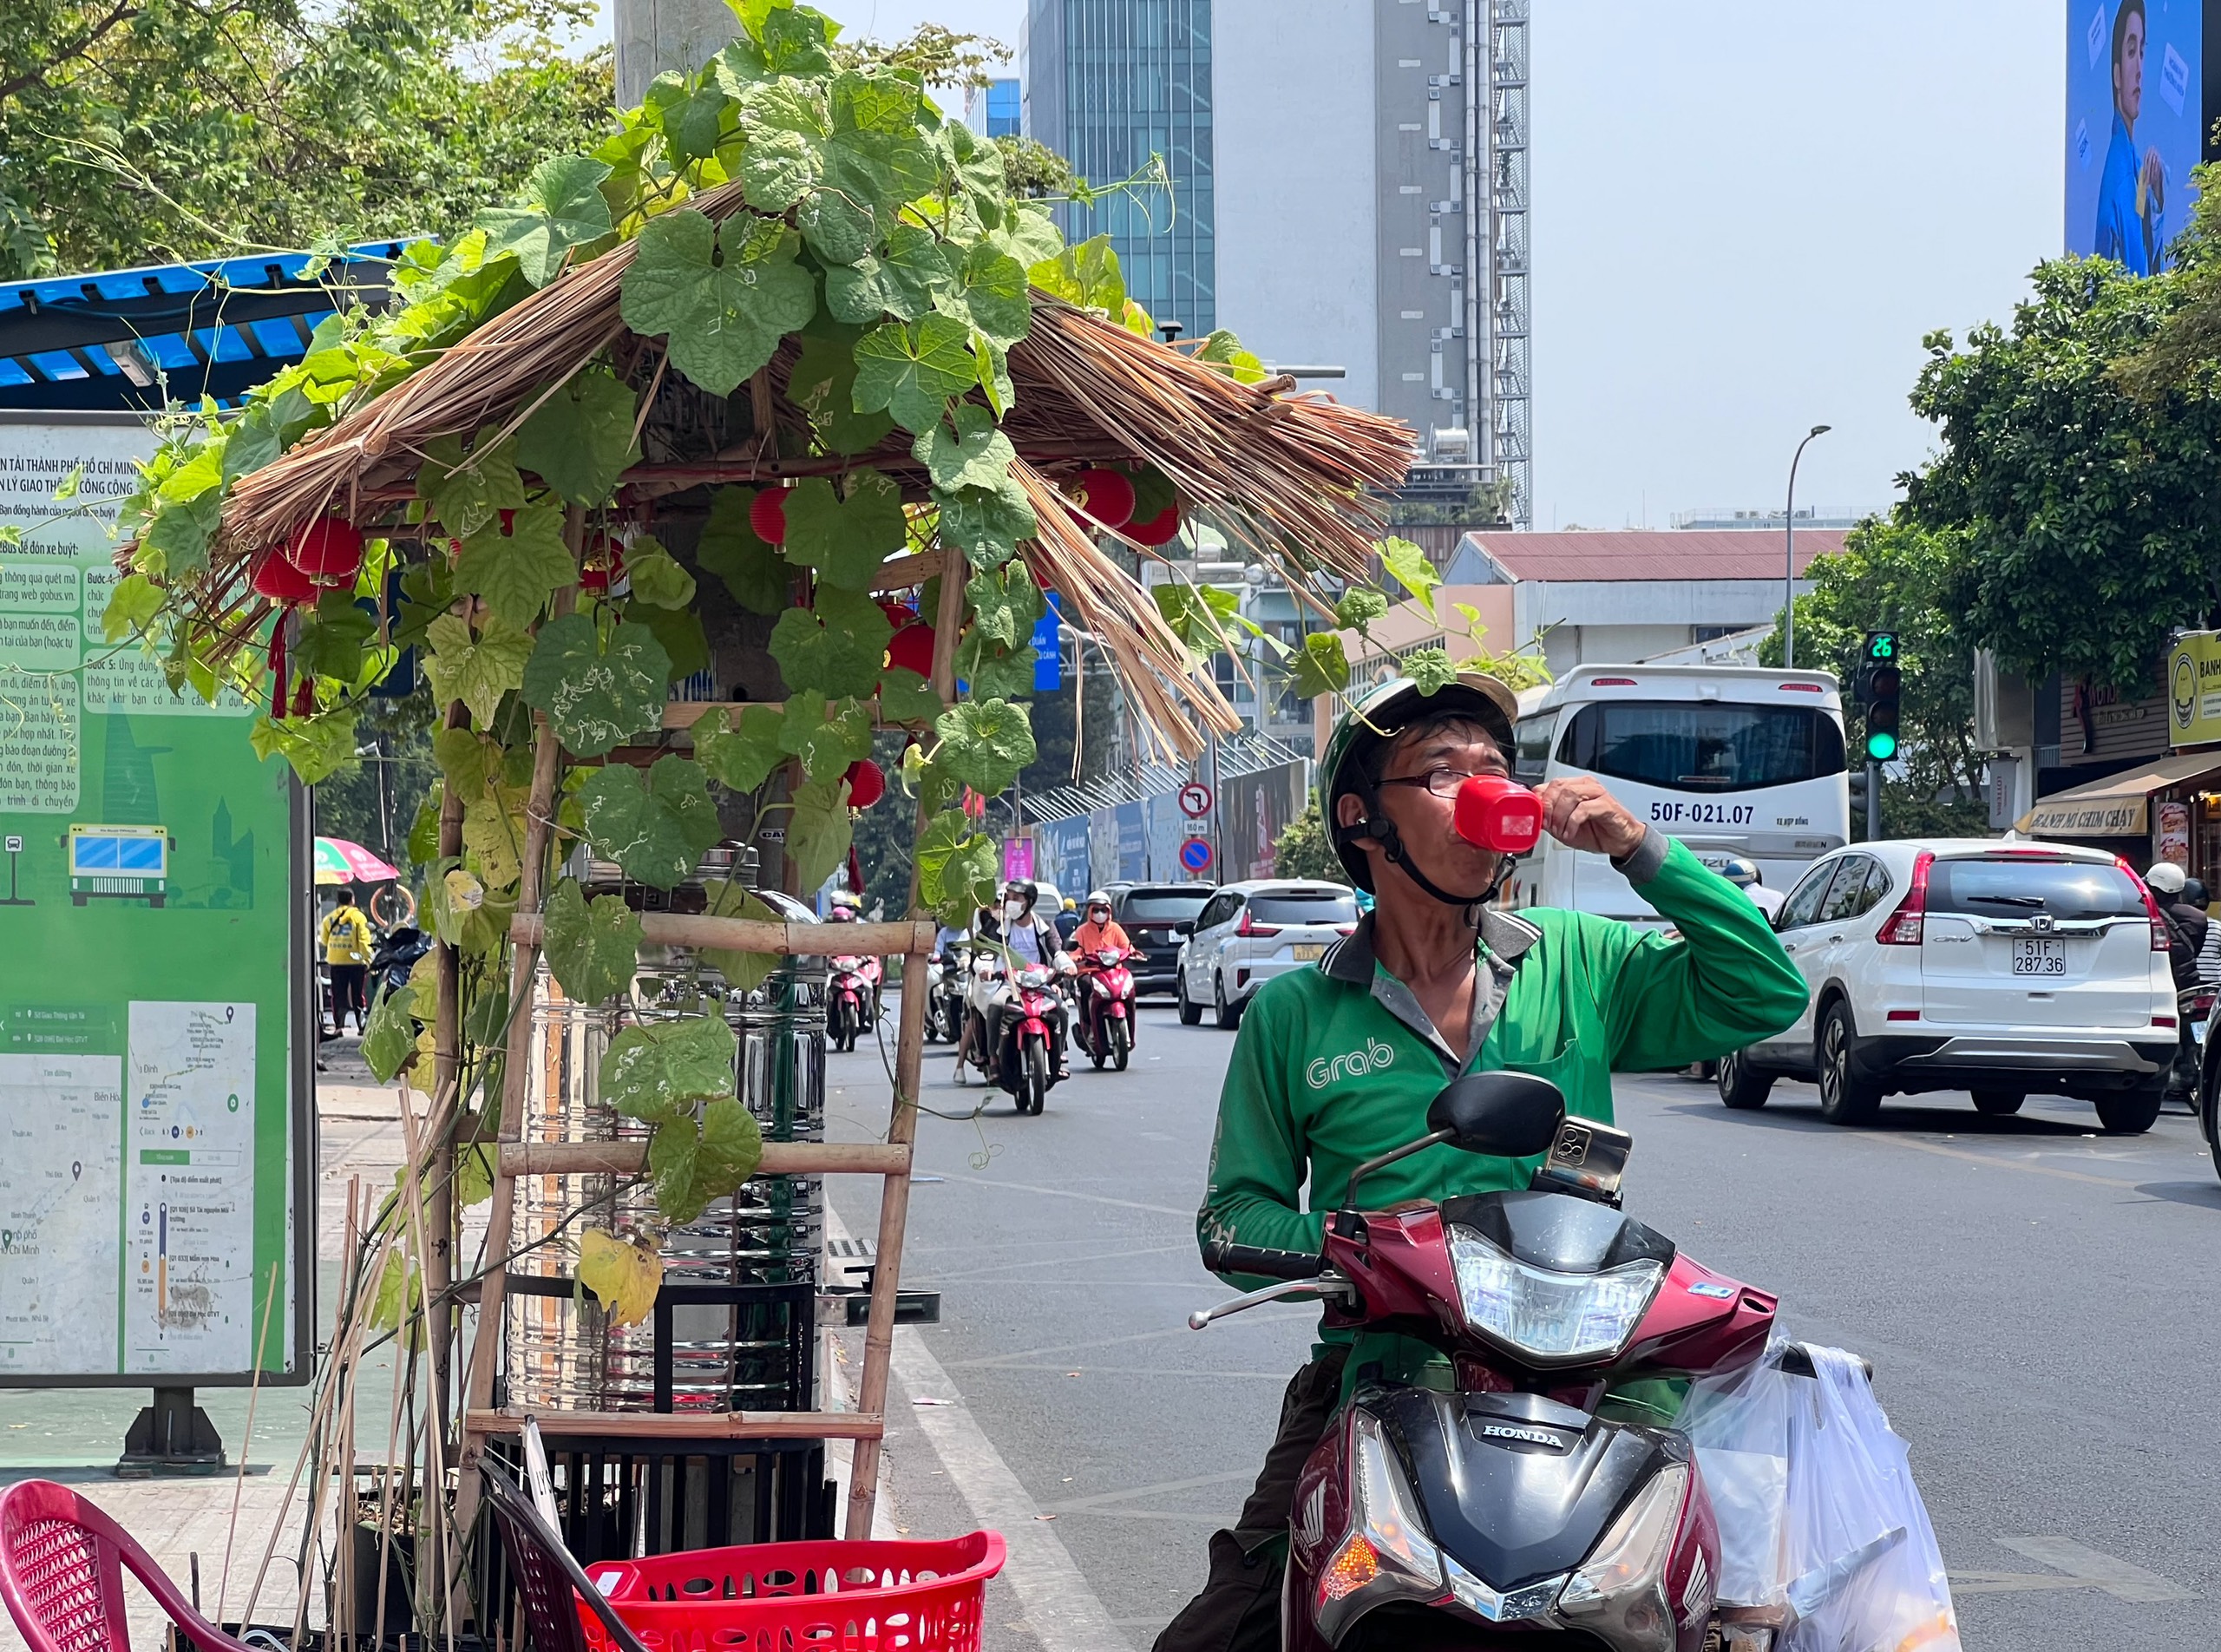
left=1338, top=724, right=1511, bottom=899
left=2118, top=11, right=2146, bottom=124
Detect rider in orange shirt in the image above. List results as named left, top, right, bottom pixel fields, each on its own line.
left=1069, top=891, right=1132, bottom=955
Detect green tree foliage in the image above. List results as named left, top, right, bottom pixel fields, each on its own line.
left=1759, top=516, right=1981, bottom=805
left=1272, top=802, right=1343, bottom=883
left=1903, top=257, right=2221, bottom=693
left=0, top=0, right=613, bottom=278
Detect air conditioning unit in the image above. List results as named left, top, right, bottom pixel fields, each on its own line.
left=1430, top=425, right=1472, bottom=461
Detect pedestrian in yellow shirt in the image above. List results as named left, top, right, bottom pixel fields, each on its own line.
left=320, top=888, right=374, bottom=1034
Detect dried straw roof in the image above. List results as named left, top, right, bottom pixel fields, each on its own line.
left=204, top=179, right=1417, bottom=757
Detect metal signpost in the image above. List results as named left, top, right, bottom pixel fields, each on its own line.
left=0, top=413, right=314, bottom=1473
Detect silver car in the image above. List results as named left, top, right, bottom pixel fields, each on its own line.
left=1176, top=880, right=1360, bottom=1028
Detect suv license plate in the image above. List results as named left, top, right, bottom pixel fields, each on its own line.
left=1289, top=943, right=1325, bottom=962
left=2012, top=937, right=2067, bottom=976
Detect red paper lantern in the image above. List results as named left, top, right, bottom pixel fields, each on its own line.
left=1071, top=469, right=1136, bottom=528
left=283, top=516, right=365, bottom=582
left=1127, top=502, right=1183, bottom=546
left=886, top=620, right=935, bottom=678
left=580, top=531, right=626, bottom=593
left=750, top=488, right=789, bottom=545
left=843, top=758, right=888, bottom=810
left=251, top=551, right=317, bottom=605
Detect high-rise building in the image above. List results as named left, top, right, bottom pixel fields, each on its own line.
left=1025, top=2, right=1531, bottom=527
left=1021, top=0, right=1216, bottom=337
left=966, top=77, right=1021, bottom=138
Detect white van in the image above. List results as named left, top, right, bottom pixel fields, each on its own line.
left=1504, top=664, right=1850, bottom=921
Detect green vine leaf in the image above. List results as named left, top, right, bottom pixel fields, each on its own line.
left=914, top=403, right=1014, bottom=493
left=290, top=593, right=377, bottom=681
left=786, top=776, right=854, bottom=892
left=965, top=561, right=1045, bottom=649
left=142, top=493, right=220, bottom=578
left=825, top=223, right=953, bottom=324
left=1403, top=647, right=1459, bottom=694
left=1196, top=329, right=1269, bottom=384
left=424, top=613, right=534, bottom=728
left=697, top=486, right=789, bottom=612
left=479, top=154, right=616, bottom=287
left=736, top=80, right=825, bottom=210
left=578, top=755, right=722, bottom=888
left=852, top=313, right=976, bottom=433
left=514, top=365, right=640, bottom=506
left=455, top=500, right=573, bottom=626
left=990, top=204, right=1064, bottom=268
left=432, top=726, right=500, bottom=797
left=419, top=429, right=527, bottom=538
left=1028, top=234, right=1126, bottom=314
left=1291, top=631, right=1351, bottom=700
left=796, top=188, right=875, bottom=268
left=934, top=475, right=1037, bottom=569
left=648, top=1098, right=764, bottom=1226
left=632, top=602, right=711, bottom=680
left=101, top=573, right=164, bottom=644
left=1153, top=581, right=1247, bottom=658
left=777, top=689, right=874, bottom=780
left=1379, top=536, right=1440, bottom=617
left=521, top=611, right=672, bottom=757
left=915, top=810, right=999, bottom=923
left=953, top=633, right=1038, bottom=701
left=601, top=1015, right=738, bottom=1126
left=461, top=793, right=524, bottom=888
left=787, top=327, right=896, bottom=455
left=939, top=242, right=1031, bottom=350
left=693, top=703, right=788, bottom=792
left=783, top=470, right=906, bottom=590
left=541, top=878, right=644, bottom=1004
left=768, top=583, right=894, bottom=698
left=875, top=665, right=941, bottom=724
left=361, top=983, right=420, bottom=1083
left=1335, top=588, right=1390, bottom=633
left=934, top=697, right=1036, bottom=794
left=619, top=209, right=819, bottom=398
left=698, top=879, right=780, bottom=993
left=625, top=534, right=697, bottom=608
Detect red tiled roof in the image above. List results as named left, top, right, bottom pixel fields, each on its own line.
left=1463, top=529, right=1846, bottom=582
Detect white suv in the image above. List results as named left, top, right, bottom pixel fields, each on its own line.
left=1176, top=881, right=1359, bottom=1028
left=1716, top=839, right=2177, bottom=1132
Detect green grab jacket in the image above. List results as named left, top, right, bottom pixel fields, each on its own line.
left=1196, top=832, right=1809, bottom=1393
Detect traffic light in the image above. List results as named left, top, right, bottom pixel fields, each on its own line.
left=1847, top=764, right=1872, bottom=838
left=1858, top=633, right=1902, bottom=763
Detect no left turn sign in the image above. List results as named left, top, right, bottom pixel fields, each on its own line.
left=1177, top=782, right=1213, bottom=818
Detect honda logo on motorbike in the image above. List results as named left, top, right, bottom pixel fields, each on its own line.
left=1307, top=1038, right=1395, bottom=1089
left=1478, top=1423, right=1569, bottom=1451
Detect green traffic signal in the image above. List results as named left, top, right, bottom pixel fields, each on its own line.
left=1866, top=730, right=1898, bottom=762
left=1865, top=632, right=1897, bottom=661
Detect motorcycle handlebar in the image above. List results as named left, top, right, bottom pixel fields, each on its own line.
left=1202, top=1241, right=1325, bottom=1281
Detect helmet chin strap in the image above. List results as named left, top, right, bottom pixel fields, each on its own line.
left=1347, top=811, right=1521, bottom=926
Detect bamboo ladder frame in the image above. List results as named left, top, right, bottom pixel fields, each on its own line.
left=453, top=550, right=967, bottom=1550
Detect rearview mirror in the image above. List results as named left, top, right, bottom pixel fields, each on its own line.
left=1175, top=921, right=1194, bottom=936
left=1426, top=1071, right=1566, bottom=1159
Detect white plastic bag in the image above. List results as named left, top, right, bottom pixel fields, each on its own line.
left=1680, top=1342, right=1960, bottom=1651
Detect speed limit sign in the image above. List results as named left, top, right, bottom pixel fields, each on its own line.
left=1177, top=782, right=1213, bottom=818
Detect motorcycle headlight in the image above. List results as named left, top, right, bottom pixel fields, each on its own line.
left=1314, top=1412, right=1444, bottom=1641
left=1446, top=1226, right=1664, bottom=1364
left=1555, top=1461, right=1692, bottom=1652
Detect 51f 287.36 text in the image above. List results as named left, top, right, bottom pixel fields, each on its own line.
left=1648, top=802, right=1754, bottom=826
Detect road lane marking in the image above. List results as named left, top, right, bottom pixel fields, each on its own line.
left=825, top=1202, right=1130, bottom=1652
left=944, top=1173, right=1196, bottom=1218
left=1989, top=1536, right=2195, bottom=1602
left=944, top=1308, right=1314, bottom=1370
left=1852, top=1131, right=2147, bottom=1190
left=1046, top=1471, right=1255, bottom=1511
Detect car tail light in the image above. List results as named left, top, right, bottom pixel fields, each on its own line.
left=2119, top=857, right=2172, bottom=952
left=1779, top=682, right=1825, bottom=692
left=1590, top=676, right=1638, bottom=686
left=2154, top=1015, right=2178, bottom=1028
left=1336, top=924, right=1357, bottom=936
left=1236, top=909, right=1281, bottom=938
left=1875, top=851, right=1933, bottom=945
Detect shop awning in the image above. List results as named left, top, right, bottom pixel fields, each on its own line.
left=2019, top=751, right=2221, bottom=836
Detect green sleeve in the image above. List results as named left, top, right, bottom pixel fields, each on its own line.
left=1600, top=836, right=1810, bottom=1071
left=1196, top=985, right=1327, bottom=1287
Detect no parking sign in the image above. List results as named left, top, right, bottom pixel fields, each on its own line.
left=1179, top=837, right=1214, bottom=874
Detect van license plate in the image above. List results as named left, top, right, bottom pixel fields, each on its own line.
left=1289, top=944, right=1325, bottom=962
left=2012, top=938, right=2067, bottom=976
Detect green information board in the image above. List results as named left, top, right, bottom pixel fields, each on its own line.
left=0, top=412, right=311, bottom=1386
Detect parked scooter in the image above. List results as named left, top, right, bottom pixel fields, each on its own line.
left=1189, top=1070, right=1885, bottom=1652
left=827, top=953, right=881, bottom=1052
left=1075, top=946, right=1137, bottom=1071
left=367, top=924, right=433, bottom=1003
left=924, top=952, right=967, bottom=1046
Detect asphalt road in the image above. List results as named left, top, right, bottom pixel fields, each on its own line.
left=826, top=998, right=2221, bottom=1652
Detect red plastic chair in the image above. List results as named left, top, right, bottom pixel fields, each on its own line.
left=0, top=1478, right=259, bottom=1652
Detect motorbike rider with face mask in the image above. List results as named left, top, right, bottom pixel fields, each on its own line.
left=977, top=879, right=1077, bottom=1079
left=1155, top=673, right=1808, bottom=1652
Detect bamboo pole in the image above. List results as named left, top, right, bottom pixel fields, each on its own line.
left=450, top=510, right=580, bottom=1571
left=843, top=547, right=966, bottom=1539
left=427, top=696, right=468, bottom=1460
left=464, top=1409, right=885, bottom=1441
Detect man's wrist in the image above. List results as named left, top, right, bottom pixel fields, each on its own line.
left=1610, top=825, right=1669, bottom=885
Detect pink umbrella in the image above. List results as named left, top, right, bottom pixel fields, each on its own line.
left=313, top=836, right=401, bottom=885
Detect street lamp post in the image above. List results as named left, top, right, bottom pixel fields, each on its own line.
left=1783, top=424, right=1831, bottom=669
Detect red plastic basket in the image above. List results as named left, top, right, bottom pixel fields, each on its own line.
left=574, top=1530, right=1006, bottom=1652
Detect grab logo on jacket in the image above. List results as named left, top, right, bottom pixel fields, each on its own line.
left=1307, top=1037, right=1395, bottom=1090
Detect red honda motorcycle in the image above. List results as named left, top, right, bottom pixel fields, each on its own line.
left=1076, top=946, right=1137, bottom=1071
left=827, top=954, right=881, bottom=1052
left=1191, top=1071, right=1868, bottom=1652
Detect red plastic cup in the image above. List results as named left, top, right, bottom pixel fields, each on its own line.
left=1454, top=775, right=1544, bottom=854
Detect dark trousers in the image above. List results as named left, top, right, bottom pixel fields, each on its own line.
left=1154, top=1348, right=1348, bottom=1652
left=329, top=963, right=368, bottom=1032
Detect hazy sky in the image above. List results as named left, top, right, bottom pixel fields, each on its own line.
left=604, top=3, right=2066, bottom=528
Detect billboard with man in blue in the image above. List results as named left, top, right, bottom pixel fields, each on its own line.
left=2067, top=0, right=2205, bottom=271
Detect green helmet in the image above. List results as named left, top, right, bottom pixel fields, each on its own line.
left=1318, top=673, right=1520, bottom=893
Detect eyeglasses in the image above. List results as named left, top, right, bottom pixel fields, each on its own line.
left=1378, top=766, right=1507, bottom=800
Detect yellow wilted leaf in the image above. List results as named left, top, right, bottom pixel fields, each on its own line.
left=577, top=1229, right=663, bottom=1328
